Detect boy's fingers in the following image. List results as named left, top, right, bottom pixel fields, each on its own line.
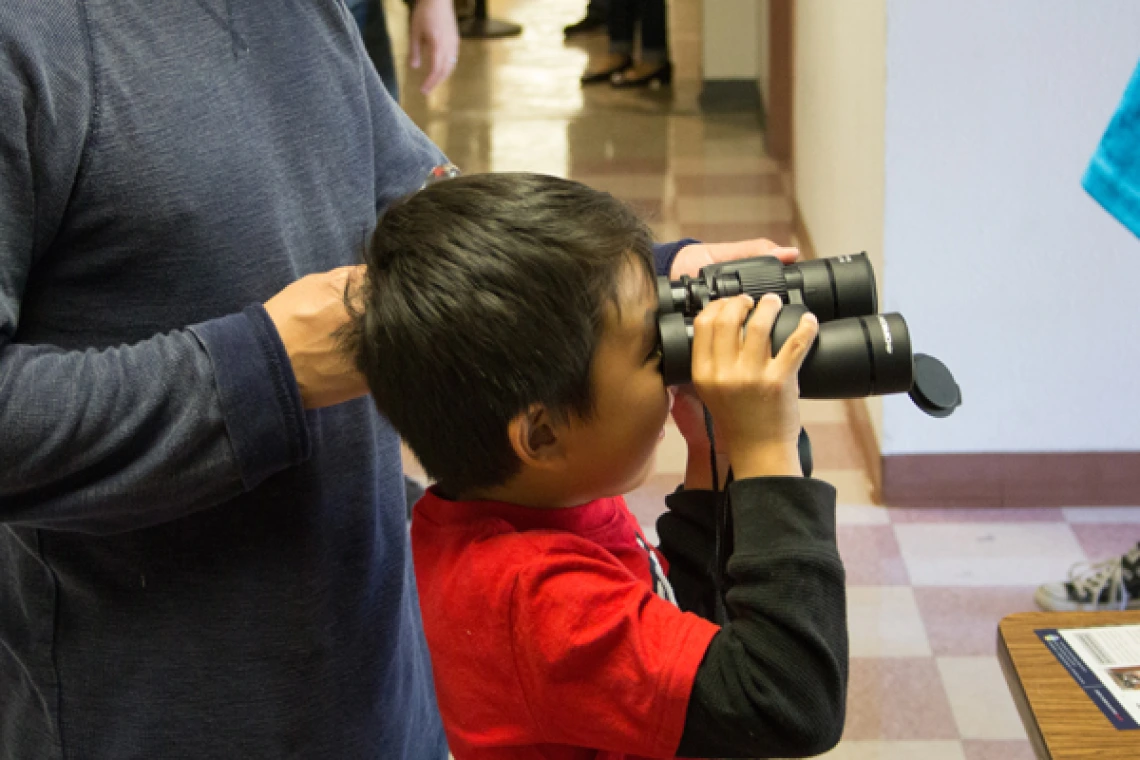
left=709, top=295, right=754, bottom=366
left=768, top=312, right=819, bottom=379
left=690, top=298, right=728, bottom=382
left=740, top=293, right=783, bottom=363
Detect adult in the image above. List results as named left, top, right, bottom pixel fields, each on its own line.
left=0, top=1, right=794, bottom=757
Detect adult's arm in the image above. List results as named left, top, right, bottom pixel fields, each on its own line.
left=0, top=7, right=312, bottom=534
left=408, top=0, right=460, bottom=94
left=658, top=478, right=848, bottom=758
left=0, top=4, right=441, bottom=534
left=653, top=239, right=699, bottom=278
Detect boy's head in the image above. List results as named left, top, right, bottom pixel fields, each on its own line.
left=348, top=172, right=673, bottom=505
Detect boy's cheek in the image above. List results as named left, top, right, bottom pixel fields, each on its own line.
left=629, top=449, right=658, bottom=491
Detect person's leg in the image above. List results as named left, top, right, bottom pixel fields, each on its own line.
left=636, top=0, right=669, bottom=65
left=607, top=0, right=635, bottom=56
left=1036, top=543, right=1140, bottom=611
left=565, top=0, right=608, bottom=37
left=610, top=0, right=671, bottom=87
left=362, top=0, right=399, bottom=102
left=581, top=0, right=634, bottom=83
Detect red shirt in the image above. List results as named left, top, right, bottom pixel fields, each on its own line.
left=411, top=488, right=719, bottom=760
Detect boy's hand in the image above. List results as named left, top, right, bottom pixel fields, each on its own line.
left=691, top=293, right=818, bottom=478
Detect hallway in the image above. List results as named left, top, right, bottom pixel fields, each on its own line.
left=390, top=2, right=1140, bottom=757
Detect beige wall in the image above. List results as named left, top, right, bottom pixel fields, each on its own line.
left=793, top=0, right=888, bottom=444
left=756, top=0, right=771, bottom=99
left=702, top=0, right=761, bottom=79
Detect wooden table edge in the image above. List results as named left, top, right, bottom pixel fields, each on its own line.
left=998, top=610, right=1140, bottom=759
left=997, top=619, right=1053, bottom=759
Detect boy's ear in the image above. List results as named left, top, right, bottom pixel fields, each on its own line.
left=507, top=404, right=566, bottom=467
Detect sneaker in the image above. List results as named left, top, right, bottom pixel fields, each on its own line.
left=564, top=14, right=607, bottom=37
left=1035, top=543, right=1140, bottom=611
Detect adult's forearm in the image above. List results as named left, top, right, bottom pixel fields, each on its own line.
left=0, top=306, right=309, bottom=534
left=652, top=239, right=699, bottom=278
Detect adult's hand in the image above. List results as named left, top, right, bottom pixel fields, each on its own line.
left=264, top=266, right=368, bottom=409
left=409, top=0, right=460, bottom=95
left=670, top=238, right=800, bottom=279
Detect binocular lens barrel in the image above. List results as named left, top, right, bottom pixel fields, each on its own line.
left=657, top=308, right=913, bottom=398
left=771, top=306, right=913, bottom=397
left=655, top=252, right=959, bottom=415
left=788, top=254, right=878, bottom=320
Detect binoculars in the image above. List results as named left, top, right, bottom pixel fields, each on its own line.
left=655, top=252, right=961, bottom=418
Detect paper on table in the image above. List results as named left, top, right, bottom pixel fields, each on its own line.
left=1037, top=624, right=1140, bottom=730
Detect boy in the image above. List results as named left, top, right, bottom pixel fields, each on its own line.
left=348, top=173, right=848, bottom=759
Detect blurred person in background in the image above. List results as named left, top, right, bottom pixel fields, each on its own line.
left=581, top=0, right=671, bottom=89
left=348, top=0, right=459, bottom=99
left=564, top=0, right=609, bottom=37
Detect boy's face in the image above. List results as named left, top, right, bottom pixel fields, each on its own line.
left=556, top=256, right=673, bottom=502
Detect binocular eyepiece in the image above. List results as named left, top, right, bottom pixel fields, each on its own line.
left=656, top=252, right=961, bottom=418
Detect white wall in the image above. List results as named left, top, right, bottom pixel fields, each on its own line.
left=793, top=0, right=888, bottom=443
left=882, top=0, right=1140, bottom=455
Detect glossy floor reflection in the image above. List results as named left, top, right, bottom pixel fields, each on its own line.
left=387, top=2, right=1140, bottom=758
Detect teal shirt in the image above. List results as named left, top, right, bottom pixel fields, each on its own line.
left=1085, top=59, right=1140, bottom=237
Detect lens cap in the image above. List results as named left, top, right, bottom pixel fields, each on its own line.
left=909, top=353, right=961, bottom=418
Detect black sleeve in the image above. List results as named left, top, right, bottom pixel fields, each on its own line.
left=665, top=478, right=848, bottom=758
left=656, top=487, right=719, bottom=619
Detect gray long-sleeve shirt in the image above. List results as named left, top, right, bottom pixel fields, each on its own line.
left=0, top=1, right=447, bottom=757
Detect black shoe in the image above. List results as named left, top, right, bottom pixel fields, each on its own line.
left=1036, top=543, right=1140, bottom=611
left=564, top=14, right=607, bottom=37
left=610, top=62, right=673, bottom=89
left=580, top=55, right=632, bottom=86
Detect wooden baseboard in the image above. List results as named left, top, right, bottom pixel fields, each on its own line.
left=699, top=79, right=763, bottom=115
left=843, top=398, right=883, bottom=504
left=882, top=452, right=1140, bottom=507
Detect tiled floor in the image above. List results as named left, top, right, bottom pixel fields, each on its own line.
left=389, top=1, right=1140, bottom=757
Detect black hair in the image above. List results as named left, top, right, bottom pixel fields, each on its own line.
left=345, top=172, right=654, bottom=495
